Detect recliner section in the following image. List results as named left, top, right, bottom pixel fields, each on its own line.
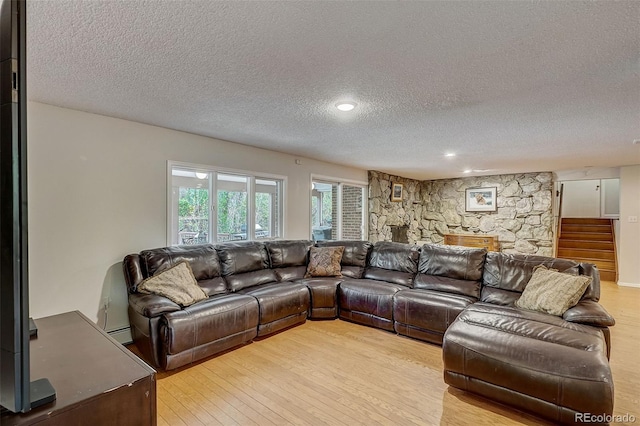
left=216, top=241, right=310, bottom=337
left=339, top=241, right=418, bottom=330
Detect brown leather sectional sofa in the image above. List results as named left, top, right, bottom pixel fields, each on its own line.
left=123, top=239, right=615, bottom=424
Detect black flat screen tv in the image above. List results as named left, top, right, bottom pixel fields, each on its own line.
left=0, top=0, right=54, bottom=413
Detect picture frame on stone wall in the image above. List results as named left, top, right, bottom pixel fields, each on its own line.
left=391, top=183, right=403, bottom=202
left=465, top=187, right=497, bottom=212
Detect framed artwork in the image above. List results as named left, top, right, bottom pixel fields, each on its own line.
left=391, top=182, right=403, bottom=202
left=465, top=187, right=497, bottom=212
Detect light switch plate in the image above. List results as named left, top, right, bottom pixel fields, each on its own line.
left=629, top=216, right=638, bottom=223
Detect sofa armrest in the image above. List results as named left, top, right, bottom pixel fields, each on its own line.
left=563, top=300, right=615, bottom=327
left=129, top=293, right=181, bottom=318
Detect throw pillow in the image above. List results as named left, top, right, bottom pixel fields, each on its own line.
left=515, top=265, right=592, bottom=316
left=305, top=246, right=345, bottom=278
left=137, top=261, right=208, bottom=307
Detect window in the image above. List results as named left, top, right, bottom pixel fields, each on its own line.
left=168, top=163, right=284, bottom=245
left=311, top=178, right=367, bottom=241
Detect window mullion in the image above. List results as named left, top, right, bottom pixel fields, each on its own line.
left=247, top=176, right=255, bottom=241
left=210, top=172, right=217, bottom=243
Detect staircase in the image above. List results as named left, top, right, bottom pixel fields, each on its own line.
left=557, top=218, right=617, bottom=282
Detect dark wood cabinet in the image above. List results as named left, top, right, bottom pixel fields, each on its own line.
left=1, top=311, right=156, bottom=425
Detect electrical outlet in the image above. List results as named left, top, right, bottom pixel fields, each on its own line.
left=629, top=216, right=638, bottom=223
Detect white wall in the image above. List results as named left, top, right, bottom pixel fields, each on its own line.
left=618, top=165, right=640, bottom=287
left=27, top=102, right=367, bottom=333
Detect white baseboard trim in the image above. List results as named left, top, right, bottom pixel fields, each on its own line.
left=617, top=281, right=640, bottom=288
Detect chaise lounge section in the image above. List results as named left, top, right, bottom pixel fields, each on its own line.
left=122, top=239, right=615, bottom=424
left=442, top=251, right=615, bottom=424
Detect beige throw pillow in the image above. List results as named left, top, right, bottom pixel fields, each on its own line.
left=515, top=265, right=592, bottom=316
left=305, top=246, right=345, bottom=278
left=137, top=261, right=208, bottom=307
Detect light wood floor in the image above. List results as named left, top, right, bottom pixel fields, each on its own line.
left=142, top=281, right=640, bottom=425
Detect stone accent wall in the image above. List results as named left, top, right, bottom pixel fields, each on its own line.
left=368, top=170, right=554, bottom=256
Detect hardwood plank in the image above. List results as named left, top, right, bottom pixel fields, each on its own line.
left=183, top=363, right=279, bottom=425
left=141, top=280, right=638, bottom=425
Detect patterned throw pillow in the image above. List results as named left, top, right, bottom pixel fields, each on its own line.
left=304, top=246, right=345, bottom=278
left=515, top=265, right=592, bottom=316
left=137, top=261, right=208, bottom=307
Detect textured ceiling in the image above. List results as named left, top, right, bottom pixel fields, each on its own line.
left=27, top=1, right=640, bottom=180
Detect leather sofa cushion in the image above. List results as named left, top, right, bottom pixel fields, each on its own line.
left=578, top=262, right=601, bottom=301
left=563, top=300, right=615, bottom=327
left=225, top=269, right=278, bottom=292
left=364, top=267, right=414, bottom=287
left=128, top=293, right=181, bottom=318
left=139, top=244, right=226, bottom=296
left=340, top=265, right=365, bottom=279
left=299, top=277, right=342, bottom=309
left=160, top=294, right=259, bottom=355
left=317, top=240, right=372, bottom=268
left=367, top=241, right=419, bottom=274
left=239, top=282, right=310, bottom=324
left=413, top=274, right=480, bottom=299
left=394, top=289, right=475, bottom=334
left=273, top=266, right=307, bottom=282
left=482, top=252, right=579, bottom=295
left=216, top=241, right=270, bottom=275
left=339, top=279, right=405, bottom=320
left=418, top=244, right=486, bottom=281
left=453, top=302, right=606, bottom=344
left=123, top=254, right=144, bottom=292
left=216, top=242, right=277, bottom=291
left=479, top=286, right=520, bottom=306
left=265, top=240, right=313, bottom=268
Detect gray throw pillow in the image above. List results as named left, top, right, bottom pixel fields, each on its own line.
left=137, top=261, right=208, bottom=307
left=515, top=265, right=591, bottom=316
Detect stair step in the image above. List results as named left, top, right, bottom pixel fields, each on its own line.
left=557, top=218, right=616, bottom=281
left=557, top=257, right=615, bottom=270
left=557, top=240, right=614, bottom=250
left=558, top=232, right=612, bottom=241
left=561, top=218, right=611, bottom=225
left=557, top=248, right=615, bottom=260
left=561, top=224, right=612, bottom=234
left=600, top=270, right=617, bottom=282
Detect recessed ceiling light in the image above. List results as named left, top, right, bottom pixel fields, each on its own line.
left=336, top=102, right=356, bottom=112
left=445, top=153, right=456, bottom=158
left=463, top=169, right=472, bottom=174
